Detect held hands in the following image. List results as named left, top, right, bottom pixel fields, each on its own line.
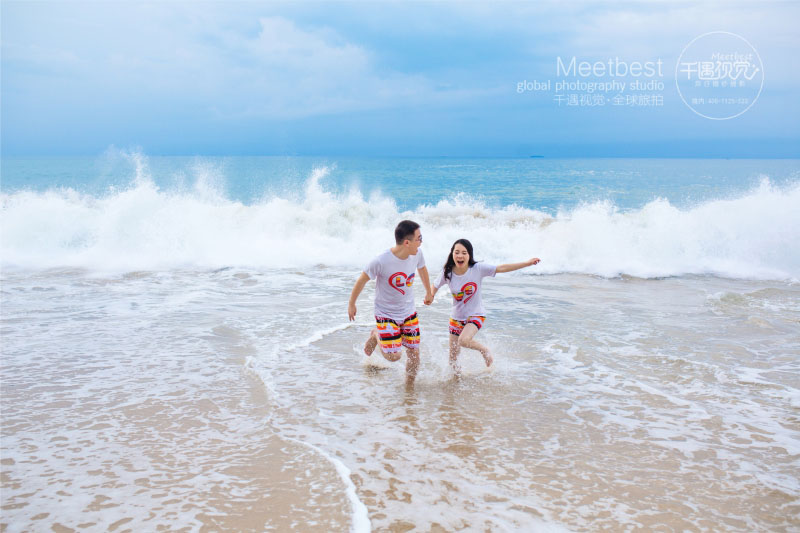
left=423, top=291, right=434, bottom=306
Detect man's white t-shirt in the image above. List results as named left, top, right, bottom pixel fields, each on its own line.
left=434, top=262, right=496, bottom=320
left=364, top=249, right=426, bottom=321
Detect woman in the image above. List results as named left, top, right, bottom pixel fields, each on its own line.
left=430, top=239, right=540, bottom=373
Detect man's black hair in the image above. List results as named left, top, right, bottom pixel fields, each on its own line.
left=395, top=220, right=420, bottom=244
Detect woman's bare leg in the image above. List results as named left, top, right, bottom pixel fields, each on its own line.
left=458, top=323, right=493, bottom=367
left=449, top=334, right=462, bottom=376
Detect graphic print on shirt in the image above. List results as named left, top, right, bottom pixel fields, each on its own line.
left=389, top=272, right=415, bottom=294
left=453, top=282, right=477, bottom=303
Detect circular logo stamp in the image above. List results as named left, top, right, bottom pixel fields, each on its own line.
left=675, top=31, right=764, bottom=120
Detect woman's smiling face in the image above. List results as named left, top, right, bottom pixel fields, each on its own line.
left=452, top=243, right=470, bottom=268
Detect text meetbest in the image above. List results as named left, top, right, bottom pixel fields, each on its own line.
left=557, top=56, right=664, bottom=78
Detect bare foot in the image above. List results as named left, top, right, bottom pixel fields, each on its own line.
left=364, top=335, right=378, bottom=356
left=448, top=357, right=461, bottom=376
left=482, top=350, right=493, bottom=367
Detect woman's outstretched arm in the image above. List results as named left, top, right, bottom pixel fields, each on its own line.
left=495, top=258, right=540, bottom=274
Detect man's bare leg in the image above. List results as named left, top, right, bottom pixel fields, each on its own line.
left=383, top=351, right=401, bottom=362
left=364, top=328, right=380, bottom=356
left=366, top=329, right=403, bottom=362
left=458, top=323, right=493, bottom=367
left=449, top=334, right=462, bottom=376
left=405, top=347, right=420, bottom=385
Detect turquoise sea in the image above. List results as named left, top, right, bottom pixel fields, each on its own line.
left=4, top=154, right=800, bottom=213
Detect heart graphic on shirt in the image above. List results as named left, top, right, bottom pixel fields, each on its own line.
left=460, top=282, right=477, bottom=304
left=389, top=272, right=408, bottom=295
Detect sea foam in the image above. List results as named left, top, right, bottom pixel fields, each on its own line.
left=2, top=164, right=798, bottom=280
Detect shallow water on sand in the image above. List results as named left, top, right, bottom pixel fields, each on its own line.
left=2, top=267, right=799, bottom=531
left=0, top=269, right=353, bottom=532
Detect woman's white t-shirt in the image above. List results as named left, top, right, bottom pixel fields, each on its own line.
left=434, top=262, right=496, bottom=320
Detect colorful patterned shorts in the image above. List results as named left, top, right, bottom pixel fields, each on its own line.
left=449, top=316, right=486, bottom=336
left=375, top=313, right=420, bottom=354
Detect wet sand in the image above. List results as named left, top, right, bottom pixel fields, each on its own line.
left=2, top=268, right=799, bottom=531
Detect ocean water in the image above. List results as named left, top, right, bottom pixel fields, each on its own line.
left=1, top=154, right=799, bottom=531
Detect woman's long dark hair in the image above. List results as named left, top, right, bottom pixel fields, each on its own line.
left=443, top=238, right=477, bottom=281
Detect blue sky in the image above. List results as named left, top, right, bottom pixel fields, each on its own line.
left=2, top=1, right=799, bottom=157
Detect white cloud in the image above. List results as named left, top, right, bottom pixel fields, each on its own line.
left=154, top=12, right=503, bottom=121
left=561, top=3, right=800, bottom=85
left=249, top=16, right=369, bottom=73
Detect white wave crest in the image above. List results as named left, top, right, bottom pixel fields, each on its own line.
left=2, top=164, right=798, bottom=280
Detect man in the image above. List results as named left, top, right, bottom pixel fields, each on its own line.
left=348, top=220, right=433, bottom=382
